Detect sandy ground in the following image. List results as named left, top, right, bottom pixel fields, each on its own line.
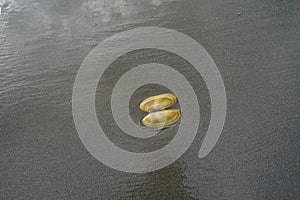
left=1, top=0, right=299, bottom=199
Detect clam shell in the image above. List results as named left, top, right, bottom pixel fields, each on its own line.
left=139, top=93, right=177, bottom=112
left=142, top=109, right=181, bottom=129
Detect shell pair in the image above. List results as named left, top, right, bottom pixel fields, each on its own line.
left=139, top=94, right=181, bottom=129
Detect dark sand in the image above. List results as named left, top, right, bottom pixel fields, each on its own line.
left=1, top=0, right=299, bottom=199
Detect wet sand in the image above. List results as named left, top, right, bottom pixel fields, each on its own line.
left=1, top=0, right=299, bottom=199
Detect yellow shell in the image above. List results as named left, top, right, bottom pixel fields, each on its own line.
left=139, top=93, right=177, bottom=112
left=142, top=109, right=181, bottom=129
